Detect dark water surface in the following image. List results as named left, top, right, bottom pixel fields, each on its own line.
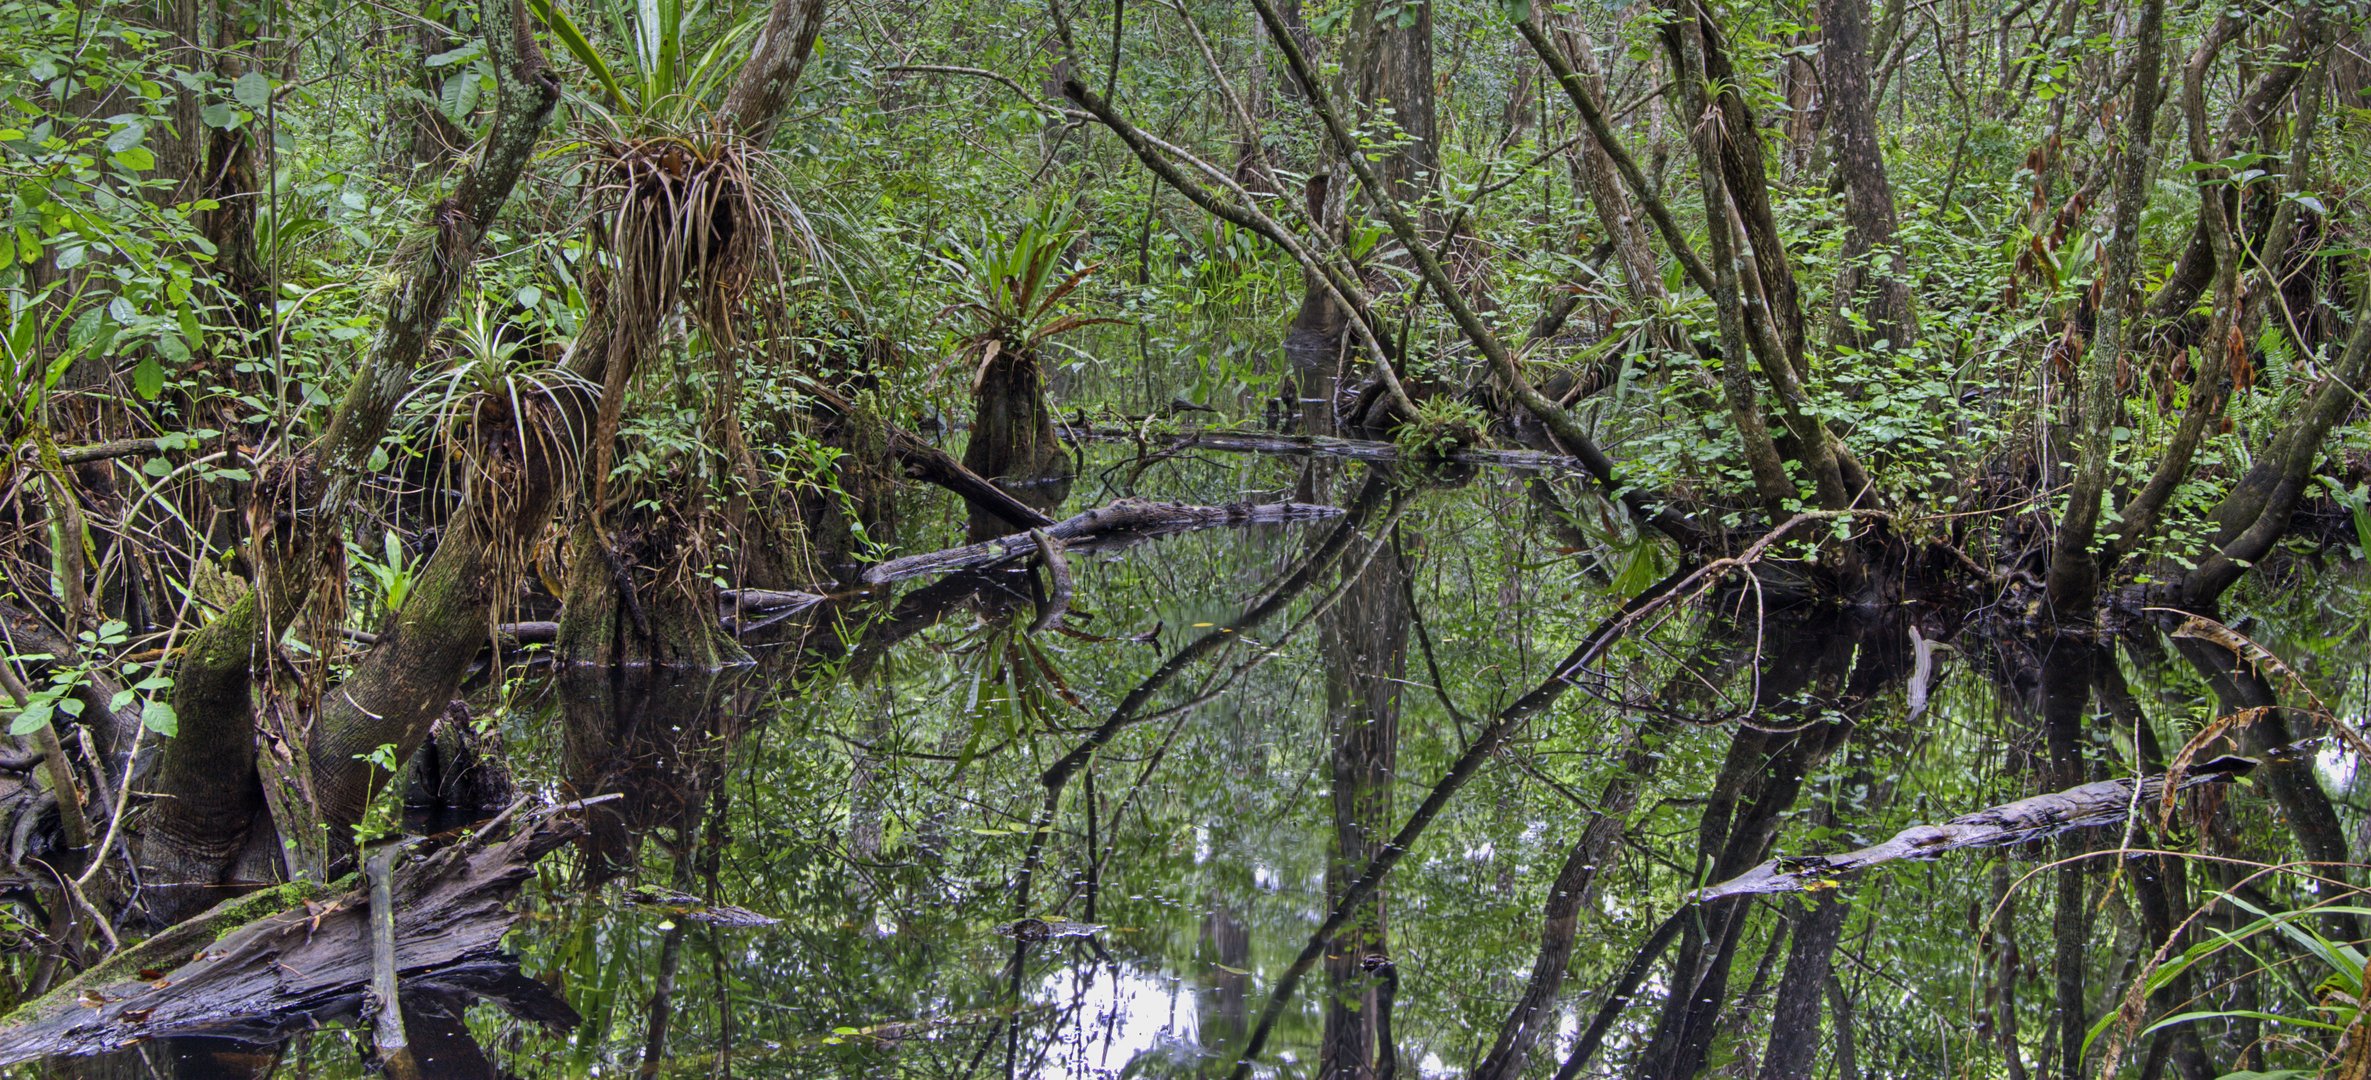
left=40, top=447, right=2371, bottom=1077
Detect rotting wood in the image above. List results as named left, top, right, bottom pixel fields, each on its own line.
left=0, top=804, right=598, bottom=1063
left=1692, top=757, right=2257, bottom=902
left=860, top=498, right=1342, bottom=585
left=365, top=838, right=416, bottom=1078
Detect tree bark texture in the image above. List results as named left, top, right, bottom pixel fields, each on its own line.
left=2045, top=0, right=2164, bottom=617
left=137, top=0, right=560, bottom=912
left=1819, top=0, right=1917, bottom=350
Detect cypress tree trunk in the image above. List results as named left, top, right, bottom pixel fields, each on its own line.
left=961, top=349, right=1072, bottom=539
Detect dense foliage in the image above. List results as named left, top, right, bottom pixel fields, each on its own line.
left=2, top=0, right=2370, bottom=1074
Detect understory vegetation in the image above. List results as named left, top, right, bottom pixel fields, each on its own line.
left=3, top=0, right=2371, bottom=1073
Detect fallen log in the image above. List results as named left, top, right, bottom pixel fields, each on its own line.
left=0, top=804, right=594, bottom=1063
left=718, top=588, right=830, bottom=613
left=860, top=497, right=1343, bottom=585
left=1068, top=423, right=1598, bottom=474
left=1694, top=756, right=2258, bottom=902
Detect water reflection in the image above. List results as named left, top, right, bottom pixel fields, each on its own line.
left=21, top=449, right=2370, bottom=1079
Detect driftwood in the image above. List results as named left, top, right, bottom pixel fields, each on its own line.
left=860, top=498, right=1343, bottom=585
left=0, top=806, right=593, bottom=1063
left=1694, top=756, right=2258, bottom=902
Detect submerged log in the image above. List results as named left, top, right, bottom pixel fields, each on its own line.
left=860, top=498, right=1343, bottom=585
left=1694, top=756, right=2258, bottom=902
left=0, top=805, right=592, bottom=1063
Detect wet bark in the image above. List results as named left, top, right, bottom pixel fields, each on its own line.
left=0, top=808, right=585, bottom=1063
left=1662, top=17, right=1828, bottom=520
left=302, top=431, right=567, bottom=847
left=2144, top=10, right=2333, bottom=329
left=962, top=350, right=1075, bottom=539
left=2180, top=285, right=2371, bottom=608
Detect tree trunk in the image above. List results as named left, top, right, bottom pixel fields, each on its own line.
left=135, top=0, right=561, bottom=913
left=1819, top=0, right=1916, bottom=350
left=961, top=350, right=1074, bottom=539
left=2045, top=0, right=2164, bottom=618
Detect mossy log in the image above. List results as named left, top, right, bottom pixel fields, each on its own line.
left=0, top=808, right=586, bottom=1064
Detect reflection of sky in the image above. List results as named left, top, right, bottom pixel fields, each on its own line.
left=1031, top=962, right=1202, bottom=1079
left=1027, top=960, right=1473, bottom=1079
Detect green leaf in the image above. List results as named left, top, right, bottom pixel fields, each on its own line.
left=9, top=700, right=52, bottom=736
left=201, top=102, right=239, bottom=129
left=142, top=698, right=178, bottom=737
left=105, top=122, right=145, bottom=153
left=439, top=72, right=482, bottom=122
left=232, top=71, right=271, bottom=108
left=425, top=41, right=483, bottom=67
left=525, top=0, right=630, bottom=111
left=134, top=355, right=164, bottom=399
left=112, top=146, right=155, bottom=172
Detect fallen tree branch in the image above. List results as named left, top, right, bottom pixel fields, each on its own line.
left=795, top=379, right=1056, bottom=530
left=48, top=437, right=175, bottom=467
left=1692, top=756, right=2257, bottom=902
left=1027, top=529, right=1072, bottom=633
left=365, top=838, right=415, bottom=1077
left=0, top=805, right=594, bottom=1063
left=860, top=498, right=1342, bottom=585
left=1068, top=424, right=1601, bottom=473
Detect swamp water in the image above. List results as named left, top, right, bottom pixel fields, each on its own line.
left=31, top=446, right=2371, bottom=1078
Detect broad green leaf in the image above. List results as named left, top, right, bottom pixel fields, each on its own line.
left=9, top=700, right=52, bottom=736
left=232, top=70, right=270, bottom=108
left=142, top=698, right=178, bottom=737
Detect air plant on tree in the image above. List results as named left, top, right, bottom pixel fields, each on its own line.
left=941, top=205, right=1116, bottom=535
left=519, top=0, right=824, bottom=665
left=404, top=298, right=595, bottom=594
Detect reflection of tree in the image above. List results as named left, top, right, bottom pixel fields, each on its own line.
left=1318, top=482, right=1408, bottom=1080
left=1625, top=612, right=1896, bottom=1080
